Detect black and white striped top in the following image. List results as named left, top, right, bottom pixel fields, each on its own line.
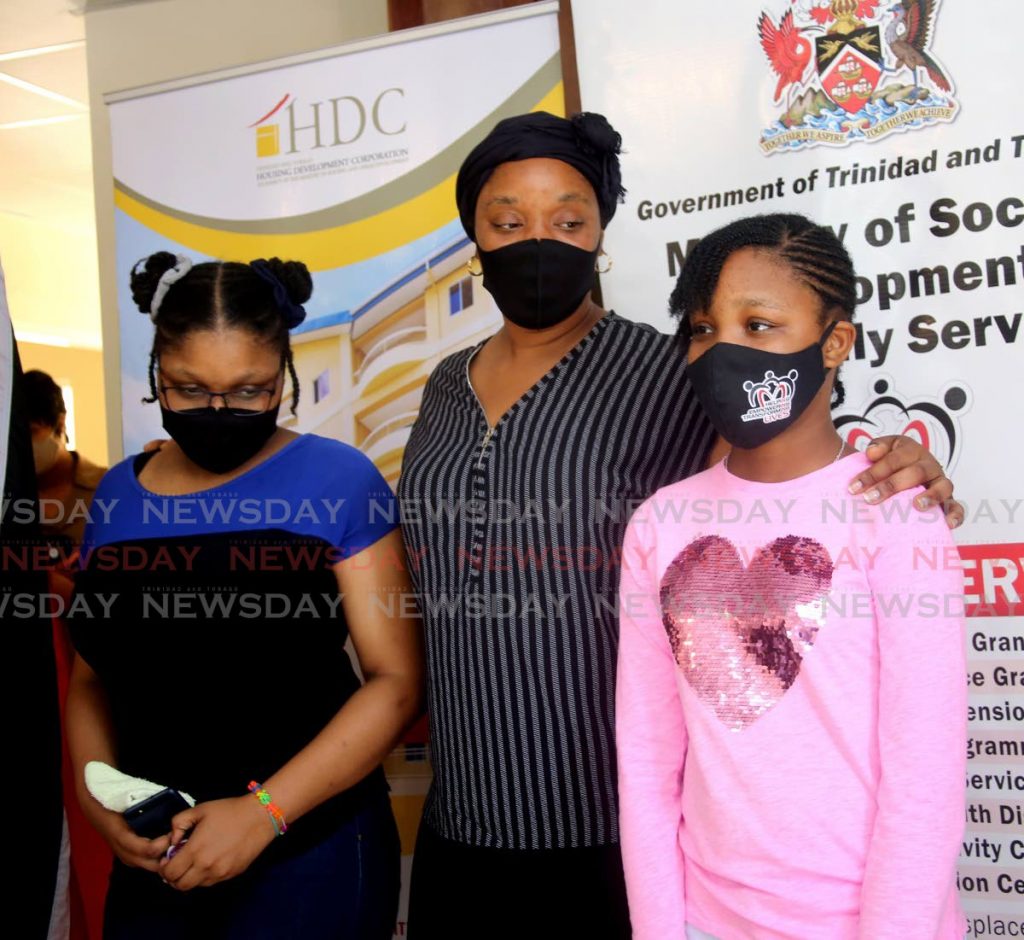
left=398, top=313, right=713, bottom=850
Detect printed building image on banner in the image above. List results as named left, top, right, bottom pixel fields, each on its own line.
left=288, top=233, right=483, bottom=485
left=108, top=8, right=563, bottom=935
left=112, top=10, right=563, bottom=465
left=573, top=0, right=1022, bottom=935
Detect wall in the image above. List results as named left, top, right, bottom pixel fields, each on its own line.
left=85, top=0, right=389, bottom=462
left=4, top=214, right=107, bottom=454
left=17, top=340, right=108, bottom=465
left=0, top=212, right=102, bottom=350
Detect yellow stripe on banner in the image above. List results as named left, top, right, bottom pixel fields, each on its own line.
left=114, top=83, right=565, bottom=271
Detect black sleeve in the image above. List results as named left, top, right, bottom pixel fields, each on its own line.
left=2, top=332, right=63, bottom=938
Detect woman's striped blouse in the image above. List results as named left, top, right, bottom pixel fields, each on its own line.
left=398, top=312, right=713, bottom=850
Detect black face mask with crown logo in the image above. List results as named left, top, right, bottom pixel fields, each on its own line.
left=686, top=321, right=837, bottom=449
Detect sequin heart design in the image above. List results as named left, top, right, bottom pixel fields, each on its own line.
left=660, top=534, right=833, bottom=731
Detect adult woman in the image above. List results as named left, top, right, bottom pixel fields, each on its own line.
left=398, top=111, right=958, bottom=938
left=67, top=253, right=423, bottom=939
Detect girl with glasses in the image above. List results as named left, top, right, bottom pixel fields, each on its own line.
left=67, top=253, right=424, bottom=939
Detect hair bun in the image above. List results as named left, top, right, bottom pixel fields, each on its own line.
left=130, top=251, right=180, bottom=314
left=248, top=257, right=312, bottom=329
left=260, top=258, right=312, bottom=306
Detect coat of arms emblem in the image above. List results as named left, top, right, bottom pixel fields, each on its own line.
left=758, top=0, right=957, bottom=152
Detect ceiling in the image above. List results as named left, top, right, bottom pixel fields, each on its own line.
left=0, top=0, right=93, bottom=235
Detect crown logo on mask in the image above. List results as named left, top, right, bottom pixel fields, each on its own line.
left=741, top=369, right=799, bottom=423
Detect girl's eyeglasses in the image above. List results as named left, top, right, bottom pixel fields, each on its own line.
left=159, top=373, right=282, bottom=416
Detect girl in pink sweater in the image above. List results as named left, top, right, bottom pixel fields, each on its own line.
left=616, top=213, right=966, bottom=940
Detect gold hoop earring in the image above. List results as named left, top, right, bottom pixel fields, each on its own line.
left=466, top=254, right=483, bottom=277
left=596, top=253, right=613, bottom=275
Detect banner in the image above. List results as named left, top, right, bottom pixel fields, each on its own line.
left=109, top=5, right=563, bottom=467
left=107, top=7, right=563, bottom=935
left=573, top=0, right=1022, bottom=934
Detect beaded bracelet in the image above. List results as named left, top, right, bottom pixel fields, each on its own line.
left=248, top=781, right=288, bottom=837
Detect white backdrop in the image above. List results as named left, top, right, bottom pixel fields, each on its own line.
left=574, top=0, right=1023, bottom=934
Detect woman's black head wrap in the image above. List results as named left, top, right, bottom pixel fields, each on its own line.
left=455, top=111, right=625, bottom=242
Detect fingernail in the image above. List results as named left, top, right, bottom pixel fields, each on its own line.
left=863, top=489, right=880, bottom=503
left=848, top=480, right=864, bottom=494
left=916, top=497, right=931, bottom=509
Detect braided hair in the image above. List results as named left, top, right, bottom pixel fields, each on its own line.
left=669, top=213, right=856, bottom=408
left=130, top=254, right=310, bottom=415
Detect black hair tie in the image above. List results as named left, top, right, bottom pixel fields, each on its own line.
left=250, top=261, right=307, bottom=329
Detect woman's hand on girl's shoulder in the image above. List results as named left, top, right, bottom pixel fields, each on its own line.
left=849, top=435, right=964, bottom=528
left=159, top=796, right=276, bottom=891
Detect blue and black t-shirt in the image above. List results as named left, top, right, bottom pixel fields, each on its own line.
left=70, top=434, right=398, bottom=848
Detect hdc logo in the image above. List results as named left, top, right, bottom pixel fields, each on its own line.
left=248, top=88, right=406, bottom=158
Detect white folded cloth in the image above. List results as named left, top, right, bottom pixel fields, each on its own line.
left=84, top=761, right=195, bottom=813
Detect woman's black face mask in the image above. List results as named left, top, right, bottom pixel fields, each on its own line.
left=478, top=238, right=598, bottom=330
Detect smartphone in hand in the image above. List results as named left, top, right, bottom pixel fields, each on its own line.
left=123, top=788, right=190, bottom=839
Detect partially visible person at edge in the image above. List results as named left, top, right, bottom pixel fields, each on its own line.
left=397, top=110, right=962, bottom=939
left=25, top=372, right=113, bottom=937
left=1, top=280, right=64, bottom=939
left=67, top=252, right=423, bottom=939
left=24, top=368, right=107, bottom=552
left=616, top=213, right=966, bottom=940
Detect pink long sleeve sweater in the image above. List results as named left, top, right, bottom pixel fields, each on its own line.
left=617, top=453, right=967, bottom=940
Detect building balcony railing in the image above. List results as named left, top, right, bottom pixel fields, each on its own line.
left=361, top=410, right=419, bottom=464
left=354, top=326, right=427, bottom=382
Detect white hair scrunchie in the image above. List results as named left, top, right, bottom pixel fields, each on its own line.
left=148, top=254, right=193, bottom=321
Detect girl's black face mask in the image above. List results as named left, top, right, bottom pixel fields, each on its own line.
left=686, top=321, right=838, bottom=450
left=478, top=238, right=598, bottom=330
left=160, top=405, right=280, bottom=474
